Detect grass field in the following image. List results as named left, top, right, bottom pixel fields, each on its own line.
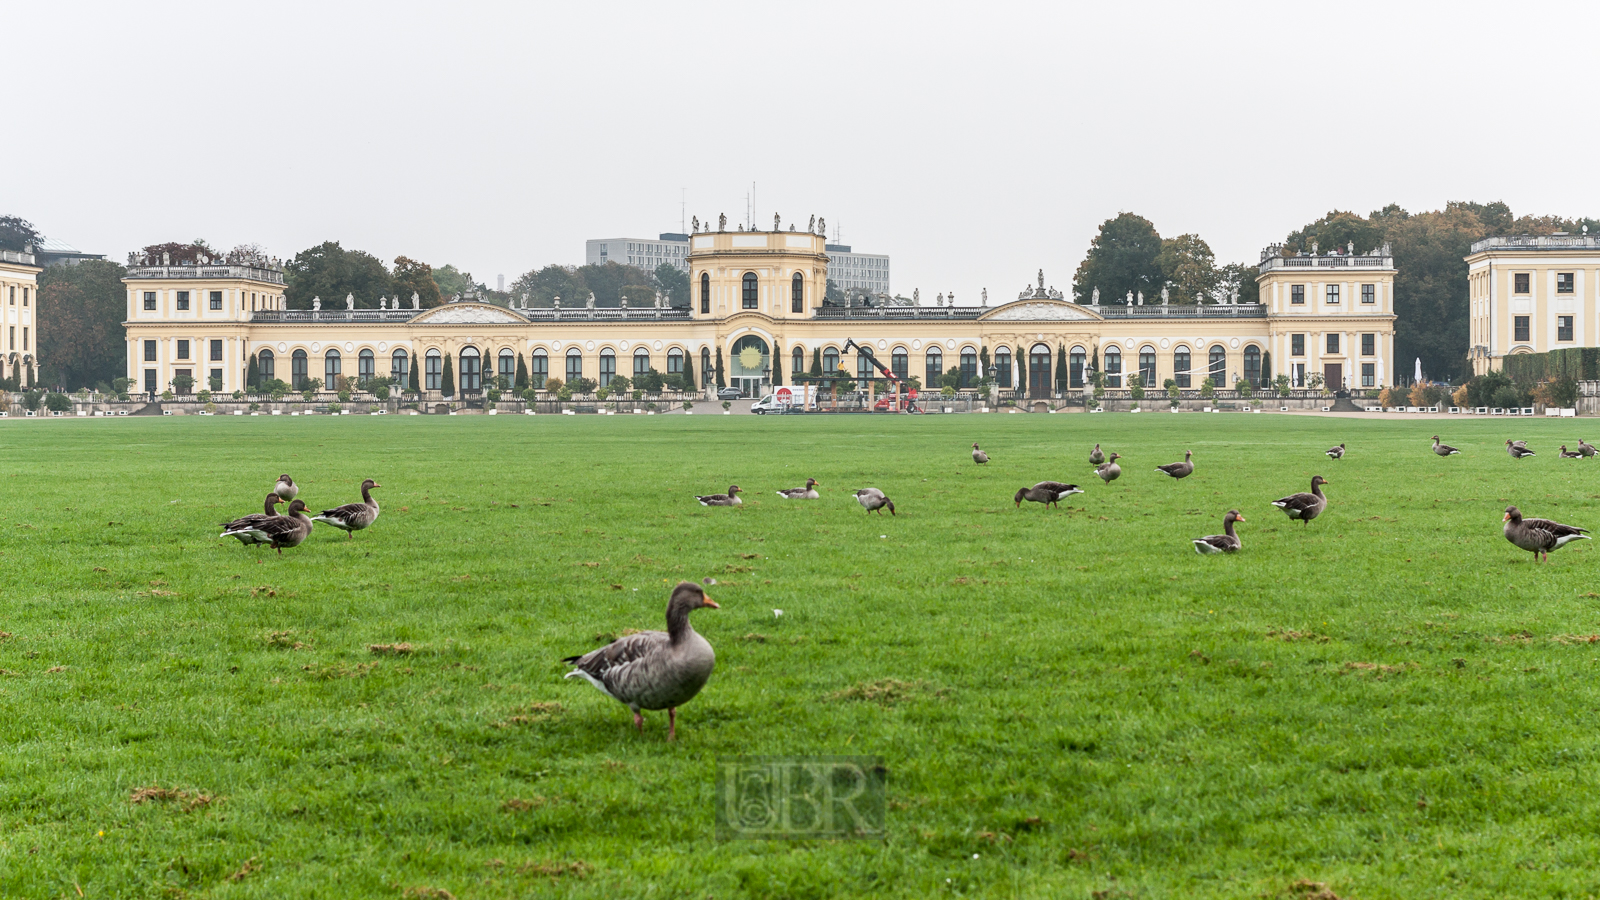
left=3, top=411, right=1600, bottom=899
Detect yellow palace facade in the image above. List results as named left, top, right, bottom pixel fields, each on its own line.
left=123, top=230, right=1396, bottom=400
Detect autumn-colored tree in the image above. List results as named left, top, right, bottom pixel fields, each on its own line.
left=392, top=256, right=443, bottom=309
left=38, top=260, right=128, bottom=389
left=141, top=240, right=215, bottom=265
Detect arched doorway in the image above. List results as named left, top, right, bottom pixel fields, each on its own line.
left=1029, top=343, right=1052, bottom=398
left=729, top=334, right=769, bottom=398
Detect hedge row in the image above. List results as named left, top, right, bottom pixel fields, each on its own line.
left=1503, top=347, right=1600, bottom=383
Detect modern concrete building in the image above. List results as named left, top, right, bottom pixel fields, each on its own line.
left=1466, top=233, right=1600, bottom=375
left=0, top=248, right=42, bottom=385
left=585, top=234, right=691, bottom=272
left=824, top=243, right=890, bottom=295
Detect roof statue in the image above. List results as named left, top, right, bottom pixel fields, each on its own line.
left=1125, top=290, right=1133, bottom=305
left=1311, top=241, right=1318, bottom=255
left=808, top=214, right=815, bottom=232
left=451, top=293, right=460, bottom=303
left=1197, top=290, right=1206, bottom=305
left=312, top=296, right=321, bottom=310
left=654, top=290, right=663, bottom=309
left=1347, top=241, right=1354, bottom=255
left=774, top=213, right=781, bottom=232
left=620, top=294, right=628, bottom=309
left=346, top=293, right=355, bottom=310
left=718, top=213, right=726, bottom=231
left=692, top=215, right=699, bottom=234
left=553, top=296, right=561, bottom=308
left=789, top=224, right=796, bottom=232
left=982, top=288, right=988, bottom=307
left=817, top=216, right=825, bottom=237
left=411, top=292, right=420, bottom=309
left=1136, top=291, right=1144, bottom=306
left=913, top=288, right=920, bottom=306
left=1161, top=286, right=1169, bottom=305
left=586, top=292, right=596, bottom=309
left=1091, top=286, right=1099, bottom=305
left=1037, top=269, right=1044, bottom=290
left=737, top=224, right=744, bottom=231
left=162, top=251, right=171, bottom=266
left=1231, top=287, right=1240, bottom=305
left=936, top=293, right=944, bottom=307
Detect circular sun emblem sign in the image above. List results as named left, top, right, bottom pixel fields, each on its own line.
left=739, top=347, right=763, bottom=370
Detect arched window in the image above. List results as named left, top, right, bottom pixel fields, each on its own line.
left=791, top=272, right=804, bottom=313
left=742, top=272, right=758, bottom=309
left=1029, top=343, right=1052, bottom=396
left=1173, top=346, right=1191, bottom=388
left=499, top=348, right=515, bottom=388
left=700, top=273, right=710, bottom=314
left=1138, top=346, right=1156, bottom=388
left=530, top=349, right=548, bottom=387
left=634, top=347, right=650, bottom=377
left=1209, top=345, right=1227, bottom=384
left=858, top=348, right=876, bottom=382
left=292, top=349, right=308, bottom=390
left=995, top=347, right=1012, bottom=388
left=891, top=347, right=909, bottom=380
left=257, top=348, right=274, bottom=382
left=566, top=348, right=583, bottom=383
left=358, top=348, right=375, bottom=387
left=1069, top=346, right=1085, bottom=389
left=324, top=348, right=341, bottom=390
left=598, top=348, right=616, bottom=387
left=791, top=346, right=805, bottom=377
left=960, top=347, right=978, bottom=388
left=460, top=346, right=481, bottom=392
left=1244, top=344, right=1262, bottom=386
left=824, top=346, right=840, bottom=375
left=667, top=347, right=684, bottom=374
left=425, top=349, right=441, bottom=390
left=700, top=347, right=711, bottom=385
left=391, top=348, right=408, bottom=386
left=1103, top=346, right=1122, bottom=388
left=924, top=346, right=942, bottom=387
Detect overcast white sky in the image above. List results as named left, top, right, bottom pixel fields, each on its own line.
left=9, top=1, right=1600, bottom=301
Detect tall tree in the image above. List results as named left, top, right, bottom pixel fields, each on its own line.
left=0, top=215, right=42, bottom=252
left=440, top=354, right=454, bottom=397
left=810, top=348, right=822, bottom=378
left=681, top=351, right=696, bottom=389
left=1015, top=344, right=1027, bottom=392
left=515, top=353, right=528, bottom=390
left=408, top=356, right=420, bottom=393
left=654, top=262, right=690, bottom=308
left=1072, top=213, right=1164, bottom=304
left=510, top=264, right=585, bottom=307
left=38, top=259, right=128, bottom=389
left=392, top=256, right=443, bottom=309
left=771, top=342, right=783, bottom=386
left=284, top=241, right=393, bottom=309
left=714, top=347, right=725, bottom=389
left=1056, top=345, right=1068, bottom=391
left=1213, top=263, right=1260, bottom=305
left=432, top=264, right=478, bottom=299
left=1157, top=234, right=1217, bottom=304
left=246, top=355, right=260, bottom=390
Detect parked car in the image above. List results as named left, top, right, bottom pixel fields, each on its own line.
left=716, top=387, right=743, bottom=400
left=751, top=394, right=784, bottom=414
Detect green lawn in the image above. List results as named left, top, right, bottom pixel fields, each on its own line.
left=3, top=412, right=1599, bottom=899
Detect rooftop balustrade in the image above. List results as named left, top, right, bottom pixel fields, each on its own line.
left=127, top=264, right=286, bottom=284
left=1470, top=234, right=1600, bottom=253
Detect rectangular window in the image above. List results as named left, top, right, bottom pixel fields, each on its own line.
left=1361, top=284, right=1375, bottom=304
left=209, top=290, right=223, bottom=310
left=1362, top=363, right=1375, bottom=387
left=6, top=286, right=11, bottom=304
left=144, top=369, right=157, bottom=394
left=1325, top=285, right=1340, bottom=304
left=144, top=340, right=157, bottom=362
left=1558, top=316, right=1574, bottom=341
left=1326, top=333, right=1340, bottom=354
left=1291, top=334, right=1305, bottom=356
left=1557, top=273, right=1575, bottom=294
left=426, top=354, right=441, bottom=390
left=22, top=288, right=28, bottom=306
left=210, top=339, right=223, bottom=361
left=7, top=326, right=11, bottom=350
left=210, top=368, right=222, bottom=388
left=176, top=291, right=190, bottom=311
left=1291, top=285, right=1304, bottom=305
left=173, top=368, right=192, bottom=394
left=177, top=339, right=190, bottom=360
left=1361, top=333, right=1375, bottom=356
left=22, top=327, right=26, bottom=350
left=1514, top=316, right=1530, bottom=342
left=144, top=291, right=157, bottom=310
left=1515, top=273, right=1530, bottom=294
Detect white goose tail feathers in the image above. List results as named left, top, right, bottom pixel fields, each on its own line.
left=563, top=667, right=616, bottom=698
left=1192, top=539, right=1224, bottom=555
left=1555, top=533, right=1593, bottom=548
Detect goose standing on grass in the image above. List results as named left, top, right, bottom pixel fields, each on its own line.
left=221, top=499, right=313, bottom=555
left=312, top=478, right=381, bottom=538
left=696, top=485, right=742, bottom=507
left=1560, top=445, right=1584, bottom=459
left=1089, top=443, right=1105, bottom=465
left=1506, top=439, right=1537, bottom=460
left=1155, top=449, right=1194, bottom=480
left=1578, top=439, right=1597, bottom=458
left=775, top=478, right=820, bottom=500
left=220, top=494, right=281, bottom=548
left=972, top=443, right=990, bottom=465
left=1271, top=475, right=1328, bottom=525
left=1431, top=435, right=1461, bottom=457
left=1095, top=452, right=1122, bottom=484
left=1325, top=443, right=1345, bottom=460
left=1193, top=509, right=1245, bottom=554
left=1014, top=482, right=1083, bottom=509
left=563, top=581, right=718, bottom=740
left=273, top=474, right=298, bottom=502
left=854, top=488, right=895, bottom=515
left=1503, top=505, right=1590, bottom=562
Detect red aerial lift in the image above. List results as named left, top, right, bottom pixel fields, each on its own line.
left=842, top=338, right=917, bottom=413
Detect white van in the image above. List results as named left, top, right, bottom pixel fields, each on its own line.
left=751, top=394, right=784, bottom=414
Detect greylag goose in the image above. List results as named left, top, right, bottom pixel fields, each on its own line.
left=1431, top=435, right=1461, bottom=457
left=1094, top=452, right=1122, bottom=484
left=563, top=581, right=718, bottom=740
left=1014, top=481, right=1083, bottom=509
left=311, top=478, right=381, bottom=538
left=696, top=485, right=742, bottom=507
left=1271, top=475, right=1328, bottom=525
left=972, top=443, right=990, bottom=465
left=273, top=474, right=298, bottom=502
left=1155, top=449, right=1194, bottom=479
left=1560, top=445, right=1583, bottom=459
left=1578, top=439, right=1597, bottom=458
left=775, top=478, right=820, bottom=500
left=854, top=488, right=895, bottom=515
left=1089, top=443, right=1105, bottom=465
left=1503, top=505, right=1590, bottom=562
left=1325, top=443, right=1345, bottom=460
left=1505, top=440, right=1536, bottom=459
left=1193, top=509, right=1244, bottom=554
left=220, top=499, right=313, bottom=555
left=219, top=494, right=281, bottom=548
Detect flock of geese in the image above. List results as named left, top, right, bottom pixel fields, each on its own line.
left=218, top=474, right=382, bottom=554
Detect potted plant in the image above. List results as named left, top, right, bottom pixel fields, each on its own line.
left=1165, top=378, right=1180, bottom=409
left=682, top=400, right=694, bottom=414
left=722, top=400, right=732, bottom=414
left=1128, top=373, right=1145, bottom=412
